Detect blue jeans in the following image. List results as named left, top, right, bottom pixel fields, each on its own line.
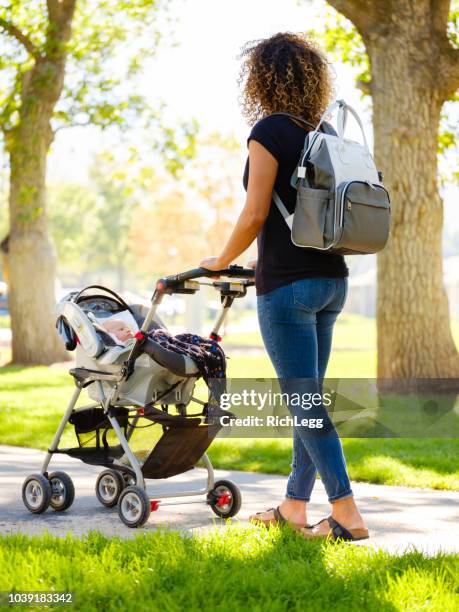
left=257, top=277, right=353, bottom=503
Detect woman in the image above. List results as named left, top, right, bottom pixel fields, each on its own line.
left=200, top=32, right=368, bottom=541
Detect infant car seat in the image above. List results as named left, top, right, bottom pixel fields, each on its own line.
left=56, top=286, right=199, bottom=407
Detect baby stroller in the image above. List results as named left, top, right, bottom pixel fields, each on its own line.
left=21, top=265, right=255, bottom=527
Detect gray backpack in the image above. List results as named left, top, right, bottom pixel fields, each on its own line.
left=272, top=100, right=391, bottom=255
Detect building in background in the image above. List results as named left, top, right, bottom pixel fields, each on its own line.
left=345, top=256, right=459, bottom=317
left=444, top=256, right=459, bottom=316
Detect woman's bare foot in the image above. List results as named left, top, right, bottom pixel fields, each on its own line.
left=306, top=496, right=366, bottom=536
left=249, top=498, right=308, bottom=527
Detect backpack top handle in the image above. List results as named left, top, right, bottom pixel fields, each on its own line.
left=315, top=99, right=371, bottom=153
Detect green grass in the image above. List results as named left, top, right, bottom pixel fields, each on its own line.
left=223, top=313, right=408, bottom=378
left=225, top=313, right=459, bottom=354
left=0, top=366, right=82, bottom=449
left=1, top=528, right=458, bottom=611
left=0, top=364, right=458, bottom=490
left=227, top=350, right=377, bottom=378
left=224, top=313, right=378, bottom=350
left=208, top=438, right=459, bottom=490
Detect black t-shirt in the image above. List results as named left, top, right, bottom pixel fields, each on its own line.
left=243, top=114, right=348, bottom=296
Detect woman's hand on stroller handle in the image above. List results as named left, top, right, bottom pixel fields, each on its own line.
left=199, top=256, right=225, bottom=272
left=160, top=264, right=255, bottom=288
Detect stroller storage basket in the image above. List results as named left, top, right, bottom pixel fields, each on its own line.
left=67, top=406, right=130, bottom=466
left=140, top=406, right=221, bottom=479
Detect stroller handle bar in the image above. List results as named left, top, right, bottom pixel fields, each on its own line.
left=122, top=264, right=255, bottom=378
left=159, top=264, right=255, bottom=288
left=118, top=264, right=256, bottom=379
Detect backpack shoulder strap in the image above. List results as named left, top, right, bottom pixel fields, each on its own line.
left=272, top=190, right=294, bottom=229
left=267, top=112, right=337, bottom=136
left=268, top=113, right=336, bottom=229
left=266, top=112, right=315, bottom=130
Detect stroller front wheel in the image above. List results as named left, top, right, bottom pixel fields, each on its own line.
left=95, top=469, right=125, bottom=508
left=118, top=486, right=151, bottom=528
left=49, top=471, right=75, bottom=512
left=22, top=474, right=52, bottom=514
left=207, top=480, right=242, bottom=518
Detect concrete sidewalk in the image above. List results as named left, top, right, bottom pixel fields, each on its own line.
left=0, top=445, right=458, bottom=556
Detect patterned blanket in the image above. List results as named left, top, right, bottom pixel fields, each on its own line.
left=147, top=329, right=226, bottom=400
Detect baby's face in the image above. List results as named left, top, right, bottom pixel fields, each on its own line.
left=104, top=320, right=133, bottom=342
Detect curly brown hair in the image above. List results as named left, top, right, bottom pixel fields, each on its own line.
left=238, top=32, right=334, bottom=127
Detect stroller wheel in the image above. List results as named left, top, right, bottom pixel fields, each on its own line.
left=122, top=472, right=136, bottom=487
left=95, top=469, right=125, bottom=508
left=49, top=471, right=75, bottom=512
left=118, top=486, right=151, bottom=528
left=207, top=480, right=242, bottom=518
left=22, top=474, right=52, bottom=514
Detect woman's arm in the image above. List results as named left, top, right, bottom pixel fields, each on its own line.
left=200, top=139, right=278, bottom=270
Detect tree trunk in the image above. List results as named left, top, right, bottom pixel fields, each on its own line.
left=8, top=99, right=68, bottom=364
left=5, top=0, right=76, bottom=364
left=367, top=17, right=459, bottom=385
left=328, top=0, right=459, bottom=388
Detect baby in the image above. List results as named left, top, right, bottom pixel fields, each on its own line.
left=102, top=318, right=135, bottom=345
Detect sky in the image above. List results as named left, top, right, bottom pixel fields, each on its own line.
left=47, top=0, right=372, bottom=180
left=46, top=0, right=458, bottom=230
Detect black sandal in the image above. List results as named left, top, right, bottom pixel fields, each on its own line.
left=298, top=516, right=369, bottom=541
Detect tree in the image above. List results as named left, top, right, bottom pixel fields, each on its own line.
left=125, top=130, right=251, bottom=284
left=47, top=181, right=100, bottom=283
left=129, top=189, right=205, bottom=279
left=188, top=132, right=250, bottom=260
left=86, top=152, right=139, bottom=292
left=323, top=0, right=459, bottom=387
left=0, top=0, right=170, bottom=364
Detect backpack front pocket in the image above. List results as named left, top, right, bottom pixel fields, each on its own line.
left=291, top=187, right=331, bottom=249
left=336, top=181, right=390, bottom=254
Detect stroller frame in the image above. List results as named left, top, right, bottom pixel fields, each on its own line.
left=23, top=265, right=255, bottom=527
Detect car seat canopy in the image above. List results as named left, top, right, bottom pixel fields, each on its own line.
left=56, top=287, right=145, bottom=358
